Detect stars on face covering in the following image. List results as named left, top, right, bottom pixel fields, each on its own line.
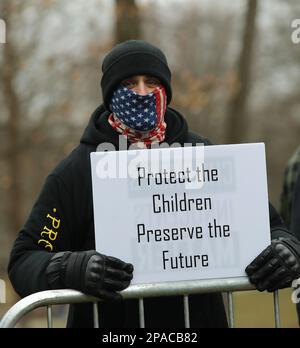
left=110, top=87, right=158, bottom=131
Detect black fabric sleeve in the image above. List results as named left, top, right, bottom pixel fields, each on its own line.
left=269, top=202, right=294, bottom=240
left=8, top=174, right=73, bottom=298
left=290, top=171, right=300, bottom=241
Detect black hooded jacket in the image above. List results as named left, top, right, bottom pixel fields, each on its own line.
left=8, top=105, right=291, bottom=328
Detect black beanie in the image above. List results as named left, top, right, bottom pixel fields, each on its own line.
left=101, top=40, right=172, bottom=109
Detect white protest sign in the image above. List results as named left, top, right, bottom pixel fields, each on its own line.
left=91, top=143, right=270, bottom=284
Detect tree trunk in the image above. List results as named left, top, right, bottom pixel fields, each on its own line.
left=115, top=0, right=141, bottom=43
left=226, top=0, right=257, bottom=144
left=1, top=1, right=23, bottom=234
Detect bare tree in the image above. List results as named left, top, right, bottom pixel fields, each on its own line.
left=226, top=0, right=257, bottom=144
left=115, top=0, right=141, bottom=43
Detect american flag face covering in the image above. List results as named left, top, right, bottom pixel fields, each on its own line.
left=108, top=85, right=167, bottom=148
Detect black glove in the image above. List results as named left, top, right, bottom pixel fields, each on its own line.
left=48, top=250, right=134, bottom=301
left=245, top=238, right=300, bottom=292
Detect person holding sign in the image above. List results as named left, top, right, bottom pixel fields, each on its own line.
left=8, top=40, right=300, bottom=328
left=279, top=147, right=300, bottom=324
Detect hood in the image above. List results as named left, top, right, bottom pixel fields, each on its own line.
left=80, top=104, right=188, bottom=149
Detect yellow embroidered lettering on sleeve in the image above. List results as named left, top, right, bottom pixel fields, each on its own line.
left=47, top=213, right=60, bottom=229
left=38, top=208, right=61, bottom=251
left=38, top=239, right=53, bottom=251
left=41, top=226, right=58, bottom=241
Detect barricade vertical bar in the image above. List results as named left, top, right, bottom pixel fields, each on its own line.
left=93, top=302, right=99, bottom=328
left=183, top=295, right=190, bottom=328
left=139, top=298, right=145, bottom=328
left=273, top=290, right=280, bottom=328
left=226, top=292, right=234, bottom=328
left=47, top=305, right=53, bottom=328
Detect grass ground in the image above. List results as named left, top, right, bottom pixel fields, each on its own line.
left=234, top=288, right=299, bottom=328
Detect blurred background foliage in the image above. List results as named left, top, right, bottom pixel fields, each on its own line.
left=0, top=0, right=300, bottom=327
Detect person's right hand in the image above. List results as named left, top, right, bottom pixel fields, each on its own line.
left=64, top=250, right=134, bottom=301
left=84, top=252, right=134, bottom=301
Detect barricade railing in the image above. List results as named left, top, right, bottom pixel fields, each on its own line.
left=0, top=277, right=281, bottom=328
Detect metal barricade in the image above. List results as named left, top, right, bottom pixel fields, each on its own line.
left=0, top=277, right=281, bottom=328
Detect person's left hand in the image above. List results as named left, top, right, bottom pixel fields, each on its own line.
left=245, top=237, right=300, bottom=292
